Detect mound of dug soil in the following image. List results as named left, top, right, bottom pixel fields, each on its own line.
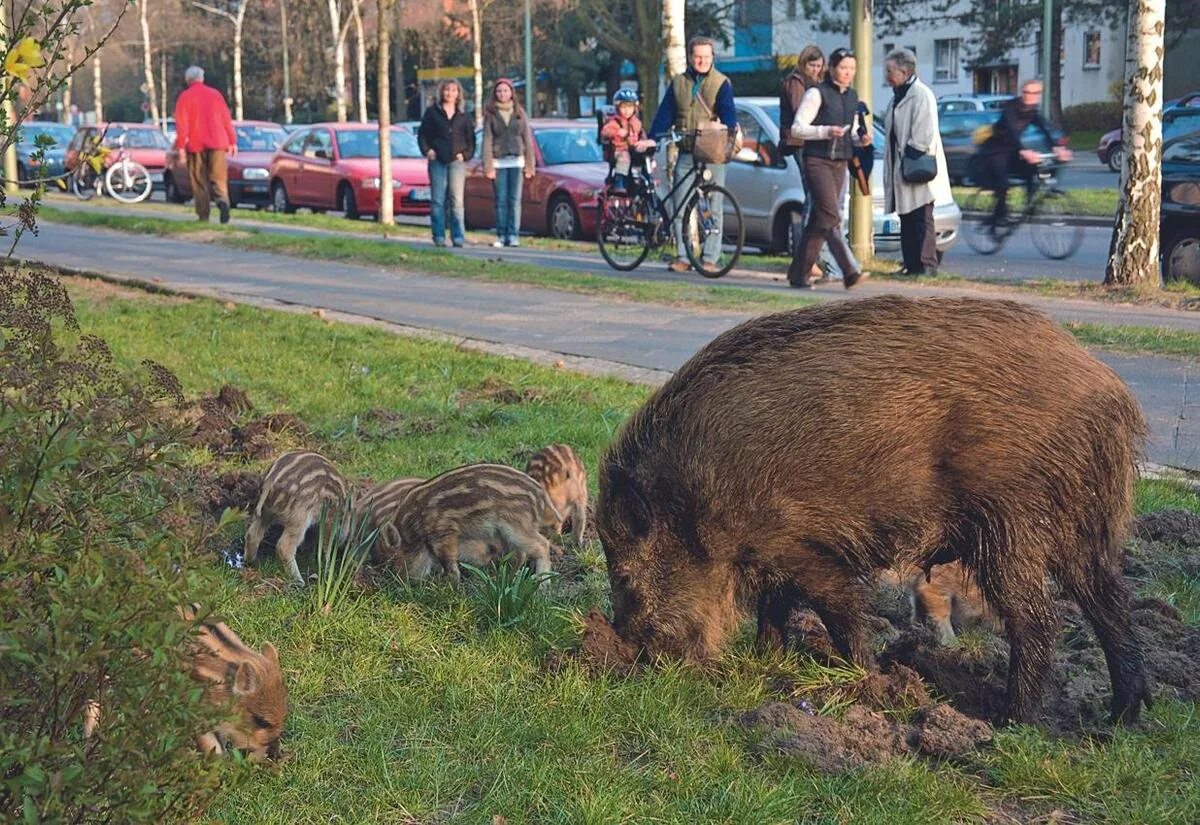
left=880, top=597, right=1200, bottom=735
left=546, top=610, right=640, bottom=677
left=1133, top=508, right=1200, bottom=547
left=186, top=385, right=310, bottom=459
left=196, top=469, right=263, bottom=519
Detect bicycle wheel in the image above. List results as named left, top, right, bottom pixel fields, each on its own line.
left=962, top=188, right=1007, bottom=256
left=597, top=193, right=651, bottom=271
left=106, top=160, right=153, bottom=204
left=682, top=183, right=743, bottom=278
left=1030, top=189, right=1085, bottom=260
left=71, top=167, right=99, bottom=201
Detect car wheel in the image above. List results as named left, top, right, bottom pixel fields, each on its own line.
left=339, top=183, right=358, bottom=220
left=1107, top=145, right=1123, bottom=174
left=1164, top=231, right=1200, bottom=285
left=772, top=205, right=804, bottom=256
left=271, top=181, right=295, bottom=214
left=548, top=193, right=581, bottom=240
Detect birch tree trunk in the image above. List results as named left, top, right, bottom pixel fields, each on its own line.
left=233, top=2, right=247, bottom=119
left=378, top=0, right=394, bottom=225
left=353, top=0, right=367, bottom=123
left=140, top=0, right=160, bottom=127
left=469, top=0, right=483, bottom=125
left=280, top=0, right=292, bottom=124
left=159, top=50, right=167, bottom=129
left=63, top=74, right=73, bottom=125
left=92, top=54, right=103, bottom=122
left=662, top=0, right=686, bottom=79
left=1104, top=0, right=1165, bottom=287
left=328, top=0, right=348, bottom=122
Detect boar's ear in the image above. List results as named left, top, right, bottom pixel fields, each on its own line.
left=232, top=661, right=261, bottom=696
left=261, top=642, right=280, bottom=667
left=608, top=466, right=652, bottom=539
left=382, top=523, right=401, bottom=550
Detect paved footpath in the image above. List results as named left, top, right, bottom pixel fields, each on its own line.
left=18, top=220, right=1200, bottom=470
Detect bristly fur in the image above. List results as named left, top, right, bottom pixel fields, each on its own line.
left=353, top=476, right=424, bottom=560
left=597, top=296, right=1150, bottom=725
left=380, top=463, right=561, bottom=582
left=526, top=444, right=589, bottom=542
left=244, top=451, right=349, bottom=583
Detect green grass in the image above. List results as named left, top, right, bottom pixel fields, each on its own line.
left=951, top=185, right=1118, bottom=217
left=1067, top=130, right=1106, bottom=155
left=63, top=279, right=1200, bottom=823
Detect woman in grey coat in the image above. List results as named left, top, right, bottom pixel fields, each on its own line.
left=882, top=48, right=952, bottom=276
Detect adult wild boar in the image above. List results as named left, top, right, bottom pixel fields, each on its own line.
left=596, top=296, right=1150, bottom=724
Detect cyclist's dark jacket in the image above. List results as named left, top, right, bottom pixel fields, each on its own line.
left=982, top=98, right=1055, bottom=157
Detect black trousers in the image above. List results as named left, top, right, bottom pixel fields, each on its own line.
left=899, top=201, right=938, bottom=274
left=791, top=155, right=859, bottom=283
left=985, top=151, right=1037, bottom=223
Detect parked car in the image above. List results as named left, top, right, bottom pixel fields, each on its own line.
left=937, top=93, right=1011, bottom=114
left=268, top=122, right=430, bottom=218
left=165, top=120, right=288, bottom=208
left=939, top=111, right=997, bottom=185
left=727, top=97, right=960, bottom=259
left=16, top=121, right=75, bottom=186
left=1161, top=126, right=1200, bottom=284
left=146, top=116, right=177, bottom=144
left=1098, top=106, right=1200, bottom=173
left=65, top=122, right=170, bottom=188
left=463, top=118, right=606, bottom=239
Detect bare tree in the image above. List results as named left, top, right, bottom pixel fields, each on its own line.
left=327, top=0, right=350, bottom=121
left=192, top=0, right=252, bottom=119
left=1104, top=0, right=1166, bottom=287
left=351, top=0, right=367, bottom=122
left=378, top=0, right=394, bottom=224
left=662, top=0, right=685, bottom=78
left=139, top=0, right=160, bottom=126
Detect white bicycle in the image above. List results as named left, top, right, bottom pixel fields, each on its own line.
left=104, top=134, right=153, bottom=204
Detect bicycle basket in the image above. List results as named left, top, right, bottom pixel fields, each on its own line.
left=692, top=123, right=730, bottom=164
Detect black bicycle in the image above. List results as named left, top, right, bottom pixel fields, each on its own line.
left=963, top=153, right=1086, bottom=260
left=596, top=129, right=744, bottom=278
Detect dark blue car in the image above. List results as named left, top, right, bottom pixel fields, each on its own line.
left=16, top=122, right=76, bottom=187
left=1162, top=126, right=1200, bottom=283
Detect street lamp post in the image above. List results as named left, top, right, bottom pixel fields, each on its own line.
left=524, top=0, right=533, bottom=115
left=1042, top=0, right=1053, bottom=118
left=849, top=0, right=873, bottom=264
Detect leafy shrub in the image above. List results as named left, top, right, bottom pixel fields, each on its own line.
left=463, top=554, right=557, bottom=629
left=0, top=269, right=228, bottom=822
left=1063, top=101, right=1123, bottom=134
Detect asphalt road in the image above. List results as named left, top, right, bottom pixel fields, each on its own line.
left=17, top=220, right=1200, bottom=469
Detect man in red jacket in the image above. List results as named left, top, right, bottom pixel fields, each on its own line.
left=173, top=65, right=237, bottom=223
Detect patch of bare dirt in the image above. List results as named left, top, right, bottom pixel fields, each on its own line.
left=196, top=469, right=262, bottom=519
left=58, top=272, right=190, bottom=305
left=1133, top=508, right=1200, bottom=547
left=546, top=609, right=640, bottom=677
left=185, top=385, right=310, bottom=459
left=455, top=377, right=546, bottom=407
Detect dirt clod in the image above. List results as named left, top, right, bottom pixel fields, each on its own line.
left=198, top=470, right=262, bottom=519
left=1133, top=508, right=1200, bottom=546
left=910, top=703, right=993, bottom=759
left=547, top=610, right=640, bottom=677
left=456, top=376, right=545, bottom=407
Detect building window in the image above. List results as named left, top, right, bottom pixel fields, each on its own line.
left=934, top=38, right=960, bottom=82
left=1084, top=31, right=1101, bottom=68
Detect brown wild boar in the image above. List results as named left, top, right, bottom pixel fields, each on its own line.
left=880, top=563, right=1001, bottom=645
left=245, top=450, right=349, bottom=583
left=353, top=476, right=424, bottom=560
left=379, top=463, right=561, bottom=581
left=597, top=296, right=1150, bottom=724
left=526, top=444, right=589, bottom=542
left=84, top=604, right=288, bottom=761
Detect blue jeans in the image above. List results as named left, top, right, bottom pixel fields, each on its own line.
left=492, top=166, right=523, bottom=242
left=672, top=154, right=726, bottom=263
left=429, top=158, right=465, bottom=243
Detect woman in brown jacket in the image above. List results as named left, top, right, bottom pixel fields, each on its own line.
left=481, top=78, right=536, bottom=247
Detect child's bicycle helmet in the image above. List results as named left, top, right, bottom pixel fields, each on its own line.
left=612, top=88, right=639, bottom=106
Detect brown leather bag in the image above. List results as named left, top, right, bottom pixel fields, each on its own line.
left=691, top=94, right=731, bottom=164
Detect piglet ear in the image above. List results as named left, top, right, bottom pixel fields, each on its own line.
left=382, top=523, right=401, bottom=550
left=261, top=642, right=279, bottom=666
left=232, top=661, right=261, bottom=696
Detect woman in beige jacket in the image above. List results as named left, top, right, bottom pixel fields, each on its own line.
left=882, top=48, right=952, bottom=276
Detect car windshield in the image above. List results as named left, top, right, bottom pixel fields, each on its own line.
left=940, top=113, right=994, bottom=137
left=535, top=127, right=604, bottom=164
left=106, top=128, right=169, bottom=149
left=1165, top=111, right=1200, bottom=143
left=335, top=128, right=422, bottom=159
left=236, top=125, right=287, bottom=151
left=17, top=124, right=74, bottom=147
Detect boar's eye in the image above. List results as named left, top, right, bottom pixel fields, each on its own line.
left=252, top=713, right=273, bottom=730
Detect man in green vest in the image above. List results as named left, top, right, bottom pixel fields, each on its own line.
left=647, top=36, right=738, bottom=274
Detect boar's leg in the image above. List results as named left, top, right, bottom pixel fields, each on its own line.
left=570, top=501, right=588, bottom=545
left=1055, top=557, right=1151, bottom=723
left=756, top=585, right=798, bottom=650
left=275, top=522, right=308, bottom=584
left=243, top=514, right=268, bottom=565
left=794, top=555, right=875, bottom=669
left=433, top=534, right=462, bottom=583
left=976, top=562, right=1058, bottom=724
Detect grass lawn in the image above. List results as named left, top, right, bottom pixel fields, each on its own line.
left=64, top=276, right=1200, bottom=824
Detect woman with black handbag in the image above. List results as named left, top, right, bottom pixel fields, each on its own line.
left=787, top=47, right=872, bottom=290
left=882, top=47, right=951, bottom=277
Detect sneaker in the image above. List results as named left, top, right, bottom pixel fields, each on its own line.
left=668, top=259, right=691, bottom=272
left=433, top=238, right=446, bottom=247
left=218, top=200, right=231, bottom=225
left=506, top=237, right=520, bottom=247
left=492, top=239, right=505, bottom=248
left=700, top=262, right=720, bottom=275
left=452, top=239, right=465, bottom=248
left=786, top=257, right=813, bottom=289
left=843, top=270, right=870, bottom=289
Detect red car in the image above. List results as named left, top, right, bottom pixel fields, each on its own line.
left=164, top=120, right=287, bottom=208
left=268, top=122, right=430, bottom=219
left=464, top=119, right=607, bottom=240
left=65, top=122, right=170, bottom=186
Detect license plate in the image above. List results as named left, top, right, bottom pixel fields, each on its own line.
left=409, top=186, right=431, bottom=201
left=882, top=219, right=895, bottom=234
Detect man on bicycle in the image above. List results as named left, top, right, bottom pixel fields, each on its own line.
left=977, top=79, right=1071, bottom=230
left=645, top=36, right=737, bottom=274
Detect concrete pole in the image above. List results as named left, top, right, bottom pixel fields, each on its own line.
left=1042, top=0, right=1053, bottom=117
left=849, top=0, right=873, bottom=264
left=524, top=0, right=533, bottom=115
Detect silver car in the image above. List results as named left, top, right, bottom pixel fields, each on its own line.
left=725, top=97, right=960, bottom=262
